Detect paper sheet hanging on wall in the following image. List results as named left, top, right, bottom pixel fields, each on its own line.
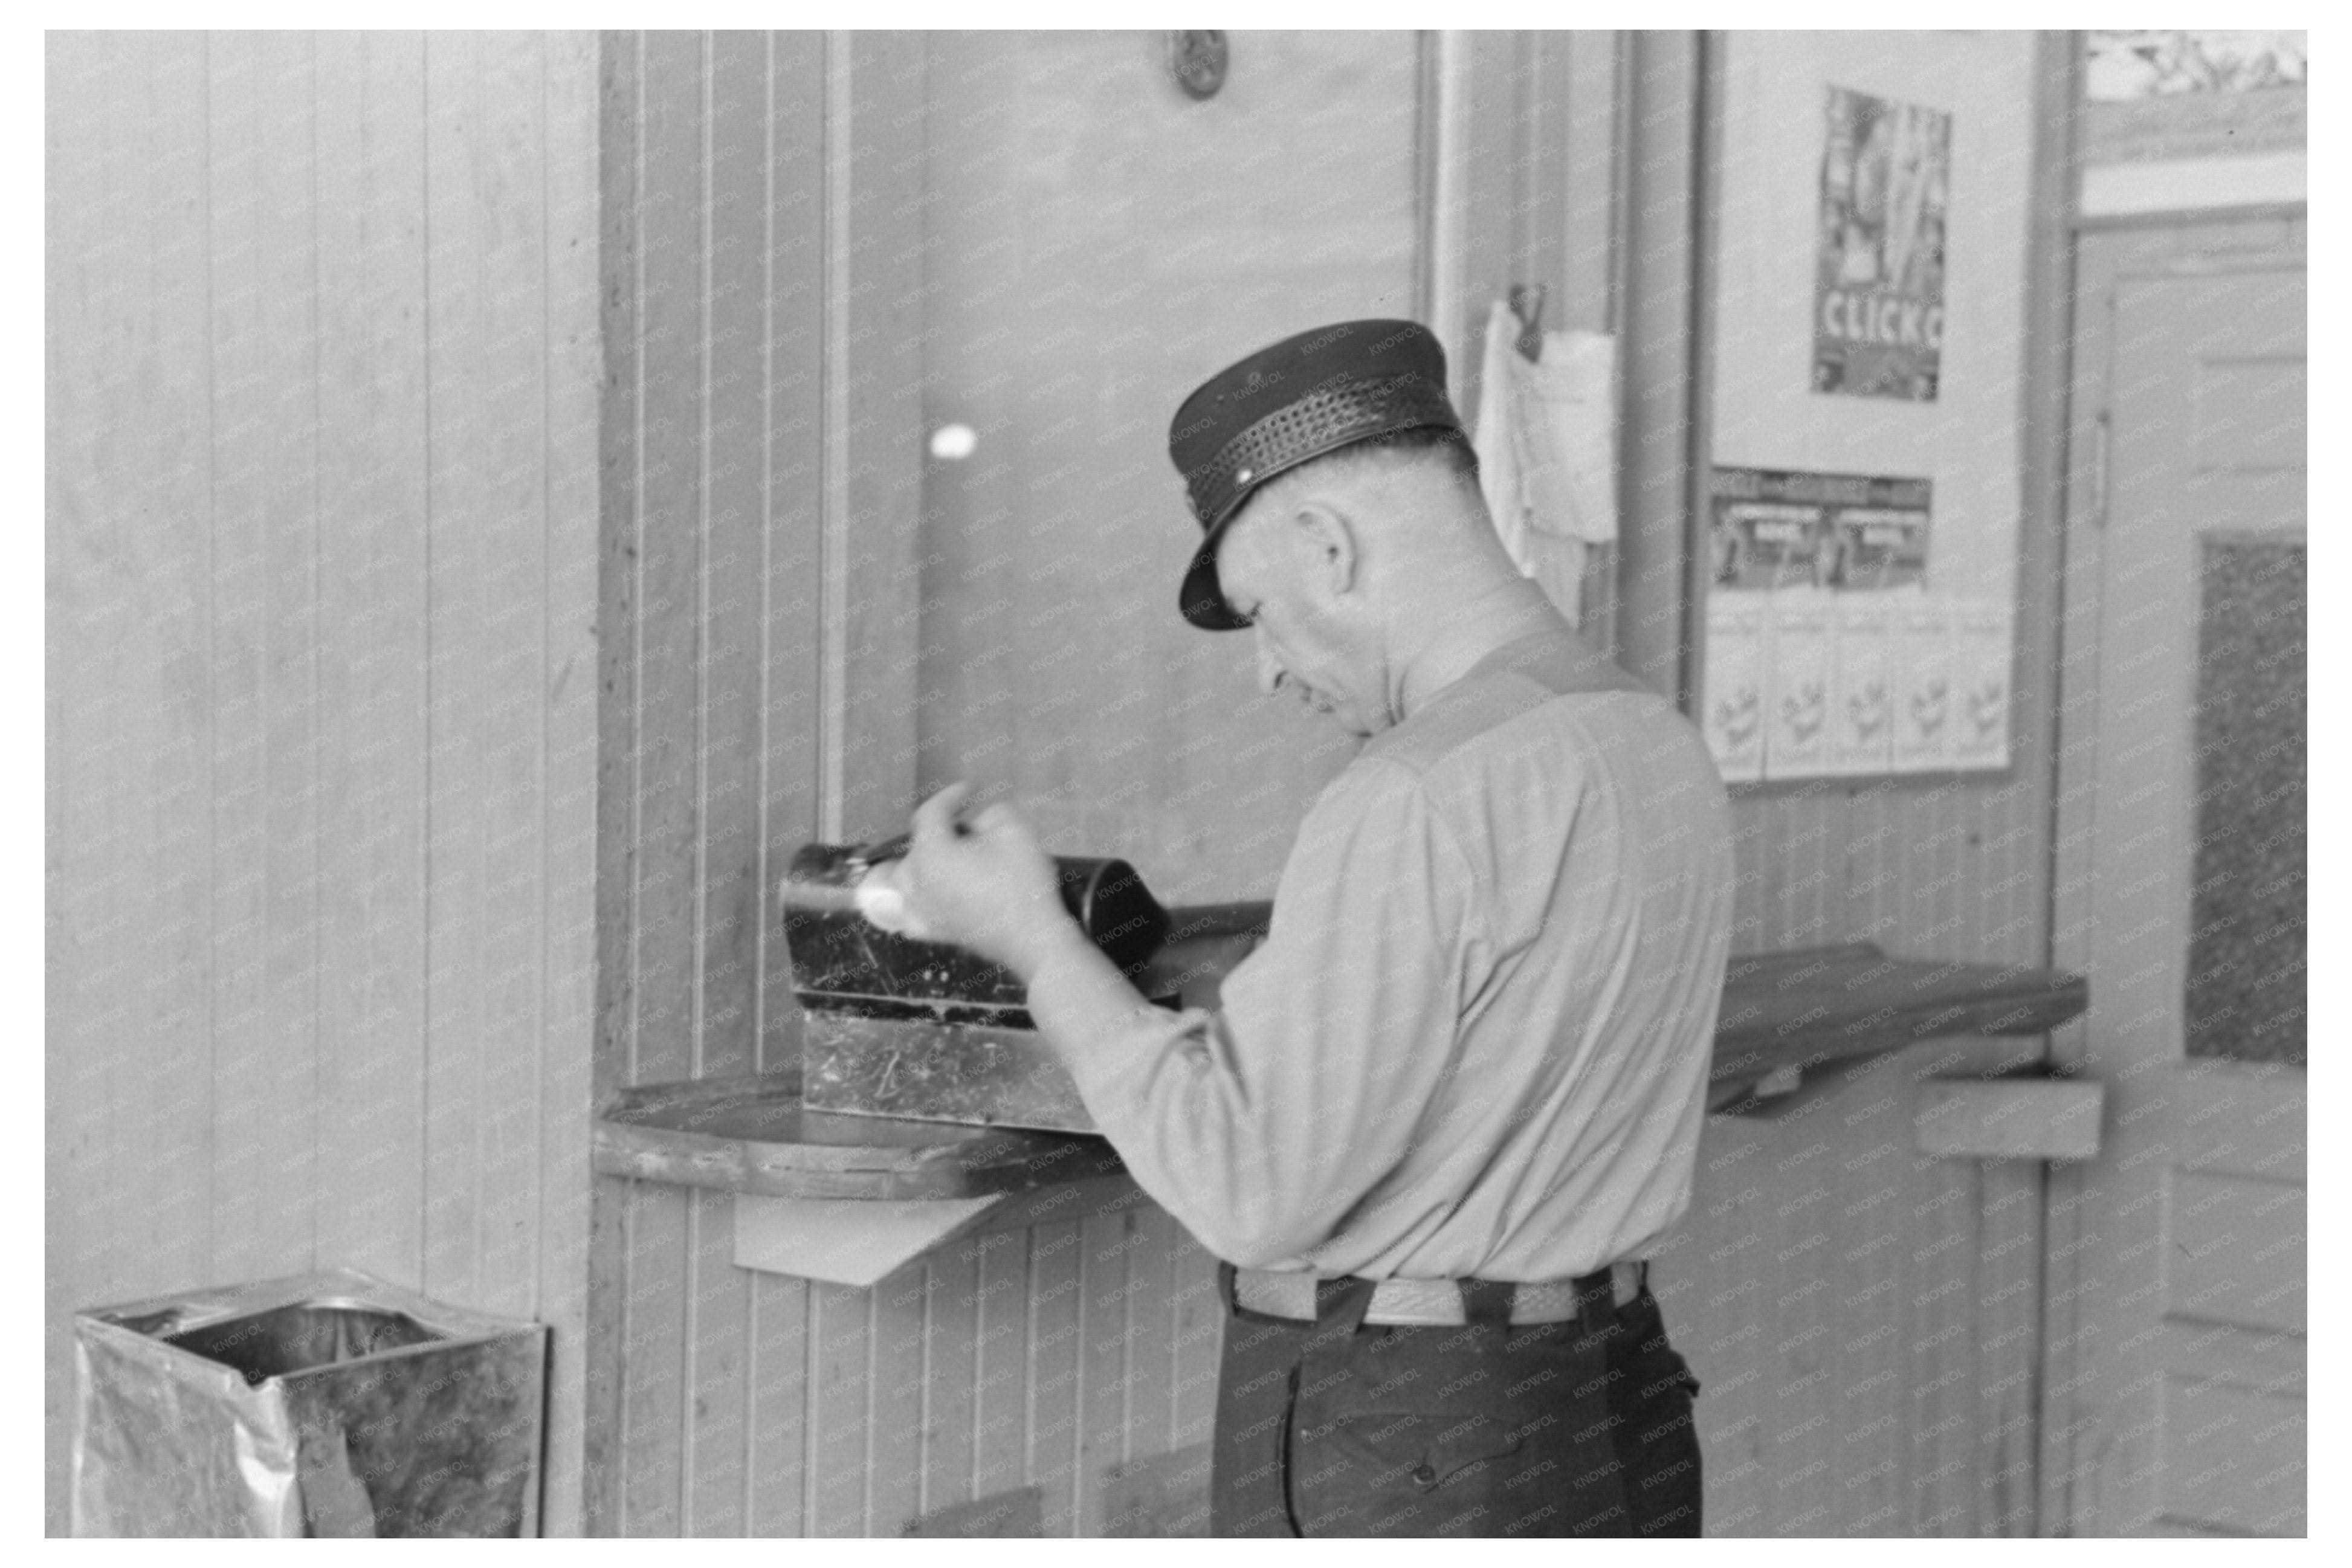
left=1763, top=587, right=1835, bottom=779
left=1704, top=592, right=1769, bottom=782
left=1825, top=592, right=1896, bottom=775
left=1891, top=596, right=1955, bottom=770
left=1473, top=302, right=1620, bottom=630
left=1949, top=598, right=2012, bottom=768
left=1815, top=85, right=1951, bottom=402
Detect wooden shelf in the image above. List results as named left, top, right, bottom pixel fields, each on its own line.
left=1705, top=941, right=2089, bottom=1113
left=592, top=924, right=2087, bottom=1280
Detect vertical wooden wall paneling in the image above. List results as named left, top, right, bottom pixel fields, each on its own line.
left=130, top=25, right=222, bottom=1317
left=1169, top=1217, right=1222, bottom=1453
left=619, top=21, right=706, bottom=1535
left=539, top=28, right=607, bottom=1537
left=917, top=1246, right=981, bottom=1517
left=868, top=1257, right=928, bottom=1535
left=1561, top=30, right=1624, bottom=647
left=748, top=25, right=829, bottom=1544
left=972, top=1227, right=1031, bottom=1505
left=755, top=33, right=825, bottom=1076
left=423, top=27, right=492, bottom=1309
left=807, top=1278, right=869, bottom=1534
left=584, top=27, right=642, bottom=1535
left=682, top=29, right=793, bottom=1536
left=251, top=27, right=329, bottom=1294
left=1027, top=1217, right=1083, bottom=1534
left=46, top=34, right=120, bottom=1525
left=314, top=27, right=432, bottom=1284
left=203, top=28, right=275, bottom=1294
left=49, top=28, right=602, bottom=1533
left=1617, top=30, right=1705, bottom=704
left=827, top=31, right=926, bottom=844
left=1076, top=1209, right=1134, bottom=1532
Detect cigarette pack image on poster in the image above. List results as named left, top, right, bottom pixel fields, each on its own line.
left=1763, top=587, right=1834, bottom=779
left=1949, top=598, right=2011, bottom=768
left=1815, top=85, right=1951, bottom=402
left=1892, top=596, right=1954, bottom=771
left=1829, top=504, right=1930, bottom=590
left=1825, top=592, right=1896, bottom=775
left=1711, top=501, right=1826, bottom=592
left=1704, top=591, right=1769, bottom=782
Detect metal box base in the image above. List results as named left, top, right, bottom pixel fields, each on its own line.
left=800, top=1012, right=1099, bottom=1134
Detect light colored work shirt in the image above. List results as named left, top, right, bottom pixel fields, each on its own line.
left=1063, top=627, right=1736, bottom=1280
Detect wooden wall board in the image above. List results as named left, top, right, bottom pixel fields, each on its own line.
left=1652, top=1034, right=2056, bottom=1537
left=201, top=28, right=280, bottom=1293
left=1615, top=30, right=1707, bottom=704
left=1027, top=1217, right=1085, bottom=1535
left=746, top=1271, right=813, bottom=1536
left=867, top=1265, right=929, bottom=1536
left=314, top=28, right=433, bottom=1284
left=808, top=1281, right=872, bottom=1535
left=47, top=28, right=602, bottom=1534
left=687, top=1190, right=751, bottom=1535
left=916, top=1246, right=982, bottom=1515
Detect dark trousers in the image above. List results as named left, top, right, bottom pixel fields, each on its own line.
left=1209, top=1267, right=1704, bottom=1537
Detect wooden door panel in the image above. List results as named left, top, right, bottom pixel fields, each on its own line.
left=2073, top=261, right=2305, bottom=1537
left=2164, top=1172, right=2304, bottom=1334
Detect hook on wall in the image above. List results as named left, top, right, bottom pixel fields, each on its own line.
left=1168, top=33, right=1228, bottom=100
left=1508, top=283, right=1547, bottom=362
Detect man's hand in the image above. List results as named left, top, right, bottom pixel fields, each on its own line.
left=893, top=782, right=1079, bottom=983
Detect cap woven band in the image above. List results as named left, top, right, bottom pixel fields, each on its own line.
left=1185, top=374, right=1461, bottom=526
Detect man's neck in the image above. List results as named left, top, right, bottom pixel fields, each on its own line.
left=1391, top=574, right=1566, bottom=720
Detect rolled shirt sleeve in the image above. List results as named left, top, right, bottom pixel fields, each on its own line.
left=1060, top=760, right=1479, bottom=1268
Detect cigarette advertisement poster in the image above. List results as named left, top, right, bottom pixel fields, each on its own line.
left=1815, top=85, right=1951, bottom=402
left=1702, top=466, right=2003, bottom=782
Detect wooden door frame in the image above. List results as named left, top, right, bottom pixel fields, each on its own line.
left=2036, top=202, right=2307, bottom=1540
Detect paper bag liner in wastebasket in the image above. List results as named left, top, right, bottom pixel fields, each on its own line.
left=73, top=1267, right=547, bottom=1537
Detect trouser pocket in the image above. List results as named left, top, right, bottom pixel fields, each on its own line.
left=1291, top=1408, right=1530, bottom=1536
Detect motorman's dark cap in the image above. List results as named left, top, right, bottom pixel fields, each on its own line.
left=1167, top=318, right=1463, bottom=631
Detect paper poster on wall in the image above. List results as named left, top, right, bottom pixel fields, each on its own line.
left=1948, top=598, right=2011, bottom=767
left=1704, top=593, right=1768, bottom=783
left=1890, top=596, right=1954, bottom=770
left=1815, top=86, right=1951, bottom=402
left=1763, top=588, right=1834, bottom=778
left=1701, top=466, right=1988, bottom=781
left=1825, top=592, right=1895, bottom=775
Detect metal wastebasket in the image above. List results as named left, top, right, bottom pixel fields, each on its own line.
left=71, top=1268, right=547, bottom=1537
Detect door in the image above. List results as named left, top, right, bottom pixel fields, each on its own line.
left=2052, top=250, right=2305, bottom=1536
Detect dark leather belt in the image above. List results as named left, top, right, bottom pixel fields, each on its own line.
left=1232, top=1260, right=1646, bottom=1328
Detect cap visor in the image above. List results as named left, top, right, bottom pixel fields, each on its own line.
left=1178, top=540, right=1250, bottom=631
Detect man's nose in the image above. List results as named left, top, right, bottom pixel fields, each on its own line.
left=1254, top=627, right=1285, bottom=696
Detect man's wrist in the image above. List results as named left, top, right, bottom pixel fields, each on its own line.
left=1012, top=912, right=1094, bottom=990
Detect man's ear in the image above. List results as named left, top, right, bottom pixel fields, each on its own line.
left=1288, top=502, right=1360, bottom=598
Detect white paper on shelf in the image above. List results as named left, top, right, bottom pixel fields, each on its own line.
left=1763, top=586, right=1834, bottom=779
left=1891, top=594, right=1955, bottom=771
left=1703, top=590, right=1770, bottom=783
left=1824, top=592, right=1896, bottom=775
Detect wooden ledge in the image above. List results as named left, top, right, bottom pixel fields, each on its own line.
left=1705, top=941, right=2089, bottom=1113
left=592, top=931, right=2089, bottom=1279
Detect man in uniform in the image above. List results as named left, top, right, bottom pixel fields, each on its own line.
left=895, top=319, right=1735, bottom=1537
